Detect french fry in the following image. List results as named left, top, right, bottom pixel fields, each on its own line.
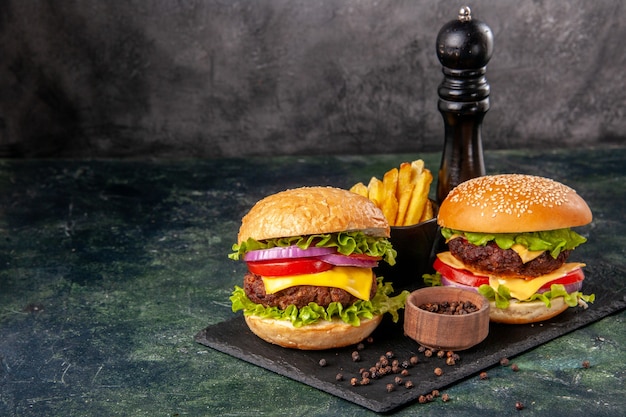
left=367, top=176, right=384, bottom=208
left=405, top=168, right=433, bottom=225
left=381, top=168, right=399, bottom=225
left=349, top=182, right=369, bottom=198
left=349, top=158, right=434, bottom=227
left=410, top=159, right=425, bottom=180
left=419, top=199, right=434, bottom=223
left=395, top=162, right=415, bottom=226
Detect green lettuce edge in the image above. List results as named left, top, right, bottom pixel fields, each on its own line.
left=229, top=231, right=397, bottom=266
left=477, top=283, right=595, bottom=309
left=230, top=277, right=408, bottom=328
left=441, top=227, right=587, bottom=259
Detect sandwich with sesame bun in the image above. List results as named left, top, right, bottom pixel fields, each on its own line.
left=424, top=174, right=595, bottom=324
left=229, top=186, right=407, bottom=350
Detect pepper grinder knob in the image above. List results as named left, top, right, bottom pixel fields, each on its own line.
left=435, top=6, right=494, bottom=204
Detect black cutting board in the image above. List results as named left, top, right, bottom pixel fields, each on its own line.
left=195, top=261, right=626, bottom=413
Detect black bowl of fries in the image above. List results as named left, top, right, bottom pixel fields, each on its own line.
left=374, top=202, right=439, bottom=291
left=351, top=159, right=439, bottom=291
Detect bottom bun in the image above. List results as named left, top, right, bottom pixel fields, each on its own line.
left=244, top=315, right=383, bottom=350
left=489, top=297, right=568, bottom=324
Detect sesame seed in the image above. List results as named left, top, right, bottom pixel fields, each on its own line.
left=449, top=174, right=575, bottom=219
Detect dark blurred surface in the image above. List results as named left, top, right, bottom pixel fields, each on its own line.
left=0, top=1, right=624, bottom=158
left=1, top=146, right=624, bottom=416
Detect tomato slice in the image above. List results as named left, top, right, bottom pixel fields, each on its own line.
left=433, top=258, right=489, bottom=288
left=247, top=257, right=333, bottom=276
left=537, top=267, right=584, bottom=291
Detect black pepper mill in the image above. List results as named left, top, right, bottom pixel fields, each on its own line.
left=435, top=6, right=494, bottom=204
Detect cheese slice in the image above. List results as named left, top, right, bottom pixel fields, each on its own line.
left=489, top=263, right=585, bottom=300
left=510, top=244, right=545, bottom=263
left=436, top=251, right=585, bottom=301
left=261, top=266, right=374, bottom=301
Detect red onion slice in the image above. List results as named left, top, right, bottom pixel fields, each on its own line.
left=440, top=275, right=479, bottom=292
left=243, top=245, right=336, bottom=262
left=318, top=253, right=379, bottom=268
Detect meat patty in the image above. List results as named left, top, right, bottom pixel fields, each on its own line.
left=447, top=237, right=570, bottom=278
left=243, top=272, right=378, bottom=310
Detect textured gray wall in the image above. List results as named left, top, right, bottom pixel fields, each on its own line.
left=0, top=0, right=624, bottom=158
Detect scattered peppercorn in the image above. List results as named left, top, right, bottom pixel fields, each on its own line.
left=361, top=377, right=371, bottom=385
left=426, top=393, right=434, bottom=402
left=445, top=356, right=456, bottom=366
left=394, top=376, right=403, bottom=385
left=418, top=395, right=427, bottom=404
left=418, top=346, right=426, bottom=353
left=582, top=360, right=590, bottom=369
left=356, top=342, right=365, bottom=351
left=442, top=393, right=450, bottom=402
left=515, top=401, right=525, bottom=410
left=511, top=363, right=519, bottom=372
left=350, top=377, right=359, bottom=386
left=500, top=357, right=510, bottom=366
left=318, top=358, right=327, bottom=367
left=410, top=355, right=419, bottom=365
left=385, top=351, right=395, bottom=359
left=479, top=371, right=488, bottom=380
left=434, top=367, right=443, bottom=376
left=351, top=351, right=361, bottom=362
left=335, top=373, right=344, bottom=381
left=404, top=380, right=414, bottom=389
left=386, top=383, right=395, bottom=393
left=366, top=336, right=374, bottom=344
left=431, top=389, right=440, bottom=398
left=424, top=349, right=433, bottom=358
left=401, top=369, right=410, bottom=377
left=437, top=350, right=446, bottom=358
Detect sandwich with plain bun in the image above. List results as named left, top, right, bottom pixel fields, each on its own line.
left=425, top=174, right=595, bottom=324
left=229, top=186, right=407, bottom=349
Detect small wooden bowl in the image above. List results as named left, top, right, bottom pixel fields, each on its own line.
left=404, top=287, right=490, bottom=351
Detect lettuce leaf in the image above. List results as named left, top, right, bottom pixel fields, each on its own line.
left=229, top=231, right=397, bottom=265
left=230, top=277, right=408, bottom=328
left=441, top=227, right=587, bottom=259
left=477, top=283, right=595, bottom=309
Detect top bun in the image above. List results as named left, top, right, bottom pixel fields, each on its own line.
left=238, top=186, right=390, bottom=243
left=438, top=174, right=592, bottom=233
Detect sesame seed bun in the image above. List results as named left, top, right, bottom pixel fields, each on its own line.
left=237, top=186, right=390, bottom=244
left=438, top=174, right=592, bottom=233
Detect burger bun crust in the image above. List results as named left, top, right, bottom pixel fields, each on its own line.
left=238, top=186, right=389, bottom=244
left=244, top=315, right=383, bottom=350
left=438, top=174, right=592, bottom=233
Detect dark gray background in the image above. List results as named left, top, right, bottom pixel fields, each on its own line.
left=0, top=0, right=623, bottom=158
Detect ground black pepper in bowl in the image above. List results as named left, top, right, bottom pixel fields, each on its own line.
left=418, top=300, right=479, bottom=315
